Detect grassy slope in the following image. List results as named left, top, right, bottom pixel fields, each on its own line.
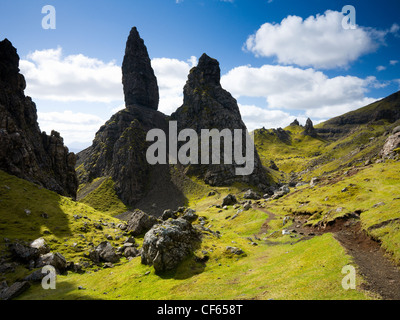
left=78, top=177, right=129, bottom=217
left=255, top=118, right=400, bottom=264
left=0, top=170, right=129, bottom=284
left=0, top=171, right=372, bottom=300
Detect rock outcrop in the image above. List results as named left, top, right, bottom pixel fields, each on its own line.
left=290, top=119, right=300, bottom=126
left=122, top=27, right=159, bottom=110
left=302, top=118, right=317, bottom=137
left=141, top=218, right=200, bottom=272
left=170, top=53, right=269, bottom=189
left=0, top=39, right=78, bottom=198
left=380, top=128, right=400, bottom=158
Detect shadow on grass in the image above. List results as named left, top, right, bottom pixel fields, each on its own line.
left=0, top=170, right=73, bottom=242
left=17, top=280, right=103, bottom=300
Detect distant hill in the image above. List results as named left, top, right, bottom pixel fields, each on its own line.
left=316, top=91, right=400, bottom=139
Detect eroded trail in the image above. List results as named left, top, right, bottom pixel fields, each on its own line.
left=332, top=222, right=400, bottom=300
left=254, top=205, right=400, bottom=300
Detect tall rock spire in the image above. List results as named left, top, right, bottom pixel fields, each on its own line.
left=122, top=27, right=159, bottom=110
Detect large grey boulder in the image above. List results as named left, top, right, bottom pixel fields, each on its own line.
left=243, top=189, right=261, bottom=200
left=126, top=209, right=159, bottom=236
left=9, top=242, right=39, bottom=263
left=35, top=252, right=67, bottom=273
left=222, top=194, right=237, bottom=206
left=0, top=281, right=30, bottom=300
left=95, top=241, right=120, bottom=264
left=141, top=218, right=200, bottom=272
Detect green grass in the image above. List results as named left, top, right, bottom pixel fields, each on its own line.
left=0, top=170, right=128, bottom=283
left=265, top=161, right=400, bottom=264
left=79, top=177, right=129, bottom=216
left=0, top=169, right=375, bottom=300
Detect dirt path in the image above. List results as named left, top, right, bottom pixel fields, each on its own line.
left=254, top=205, right=400, bottom=300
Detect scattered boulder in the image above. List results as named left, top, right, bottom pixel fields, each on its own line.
left=30, top=238, right=50, bottom=255
left=271, top=185, right=290, bottom=200
left=124, top=247, right=140, bottom=258
left=182, top=208, right=198, bottom=223
left=126, top=209, right=159, bottom=236
left=222, top=194, right=237, bottom=207
left=269, top=160, right=279, bottom=171
left=35, top=252, right=67, bottom=273
left=380, top=131, right=400, bottom=158
left=161, top=209, right=176, bottom=221
left=0, top=281, right=30, bottom=300
left=23, top=269, right=47, bottom=282
left=9, top=242, right=39, bottom=263
left=372, top=202, right=386, bottom=208
left=141, top=218, right=200, bottom=272
left=94, top=241, right=120, bottom=264
left=243, top=189, right=261, bottom=200
left=225, top=246, right=244, bottom=255
left=310, top=177, right=320, bottom=187
left=243, top=202, right=252, bottom=211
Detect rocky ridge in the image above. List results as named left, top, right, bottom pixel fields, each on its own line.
left=0, top=39, right=78, bottom=198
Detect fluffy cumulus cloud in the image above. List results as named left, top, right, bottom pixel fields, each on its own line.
left=20, top=48, right=123, bottom=103
left=238, top=104, right=309, bottom=132
left=244, top=10, right=388, bottom=69
left=151, top=56, right=197, bottom=114
left=37, top=110, right=106, bottom=149
left=221, top=64, right=379, bottom=120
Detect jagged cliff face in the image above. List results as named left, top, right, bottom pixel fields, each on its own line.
left=171, top=54, right=269, bottom=189
left=0, top=39, right=78, bottom=198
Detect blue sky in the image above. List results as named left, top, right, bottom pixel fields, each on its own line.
left=0, top=0, right=399, bottom=152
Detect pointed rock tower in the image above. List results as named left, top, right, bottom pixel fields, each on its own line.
left=122, top=27, right=159, bottom=110
left=76, top=28, right=185, bottom=214
left=302, top=118, right=318, bottom=137
left=171, top=53, right=270, bottom=189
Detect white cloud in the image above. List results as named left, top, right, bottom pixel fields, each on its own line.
left=238, top=104, right=308, bottom=131
left=390, top=60, right=399, bottom=66
left=37, top=110, right=106, bottom=147
left=221, top=64, right=379, bottom=119
left=376, top=65, right=386, bottom=72
left=151, top=56, right=197, bottom=114
left=20, top=48, right=123, bottom=103
left=245, top=10, right=386, bottom=69
left=390, top=23, right=400, bottom=34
